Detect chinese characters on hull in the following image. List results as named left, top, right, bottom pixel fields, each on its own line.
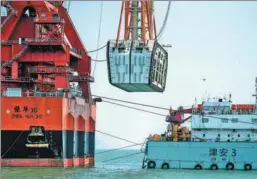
left=209, top=148, right=236, bottom=162
left=12, top=105, right=42, bottom=119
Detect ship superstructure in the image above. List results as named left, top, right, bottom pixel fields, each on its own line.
left=192, top=100, right=257, bottom=142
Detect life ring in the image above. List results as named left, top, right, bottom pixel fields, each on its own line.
left=210, top=164, right=219, bottom=170
left=194, top=164, right=202, bottom=170
left=244, top=164, right=252, bottom=171
left=162, top=162, right=170, bottom=169
left=226, top=162, right=234, bottom=170
left=147, top=161, right=156, bottom=169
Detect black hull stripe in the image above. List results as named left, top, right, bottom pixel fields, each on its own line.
left=2, top=130, right=95, bottom=159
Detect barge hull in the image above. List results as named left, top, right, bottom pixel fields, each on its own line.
left=144, top=141, right=257, bottom=170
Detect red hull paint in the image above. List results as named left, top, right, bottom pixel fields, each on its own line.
left=1, top=158, right=95, bottom=167
left=63, top=159, right=73, bottom=168
left=85, top=157, right=95, bottom=167
left=1, top=159, right=65, bottom=167
left=73, top=157, right=84, bottom=167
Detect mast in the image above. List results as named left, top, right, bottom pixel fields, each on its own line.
left=116, top=1, right=157, bottom=41
left=131, top=1, right=139, bottom=40
left=255, top=77, right=257, bottom=110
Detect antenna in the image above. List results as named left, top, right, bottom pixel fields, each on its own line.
left=252, top=77, right=257, bottom=111
left=254, top=77, right=257, bottom=110
left=201, top=77, right=207, bottom=102
left=194, top=97, right=197, bottom=109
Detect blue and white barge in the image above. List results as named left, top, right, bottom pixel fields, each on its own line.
left=142, top=78, right=257, bottom=170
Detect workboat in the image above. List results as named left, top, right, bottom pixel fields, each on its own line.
left=142, top=78, right=257, bottom=170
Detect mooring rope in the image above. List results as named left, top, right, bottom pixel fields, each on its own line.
left=96, top=130, right=140, bottom=145
left=95, top=143, right=144, bottom=155
left=100, top=151, right=143, bottom=163
left=1, top=131, right=24, bottom=158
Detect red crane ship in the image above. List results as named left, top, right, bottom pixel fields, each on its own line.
left=1, top=1, right=96, bottom=167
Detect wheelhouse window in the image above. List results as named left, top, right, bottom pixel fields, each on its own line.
left=231, top=118, right=238, bottom=123
left=222, top=118, right=228, bottom=123
left=251, top=118, right=257, bottom=124
left=202, top=118, right=209, bottom=123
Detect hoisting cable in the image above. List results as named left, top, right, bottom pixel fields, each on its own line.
left=86, top=1, right=171, bottom=54
left=92, top=1, right=104, bottom=77
left=95, top=143, right=144, bottom=155
left=91, top=59, right=106, bottom=62
left=86, top=1, right=171, bottom=58
left=101, top=151, right=143, bottom=163
left=154, top=0, right=172, bottom=40
left=93, top=95, right=170, bottom=110
left=65, top=1, right=106, bottom=55
left=87, top=44, right=107, bottom=53
left=96, top=130, right=140, bottom=145
left=102, top=100, right=167, bottom=117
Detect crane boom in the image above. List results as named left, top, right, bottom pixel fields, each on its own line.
left=117, top=1, right=156, bottom=41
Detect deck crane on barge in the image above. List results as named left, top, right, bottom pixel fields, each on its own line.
left=0, top=1, right=170, bottom=168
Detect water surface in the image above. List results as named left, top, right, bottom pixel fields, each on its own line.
left=2, top=150, right=257, bottom=179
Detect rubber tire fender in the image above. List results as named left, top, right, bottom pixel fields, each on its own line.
left=147, top=161, right=156, bottom=169
left=194, top=164, right=202, bottom=170
left=244, top=164, right=252, bottom=171
left=210, top=164, right=219, bottom=170
left=226, top=162, right=234, bottom=170
left=161, top=162, right=169, bottom=169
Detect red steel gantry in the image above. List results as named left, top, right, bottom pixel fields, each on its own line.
left=1, top=1, right=93, bottom=97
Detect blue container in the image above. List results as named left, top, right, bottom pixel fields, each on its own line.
left=106, top=40, right=168, bottom=92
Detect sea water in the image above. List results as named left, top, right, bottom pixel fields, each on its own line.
left=1, top=149, right=257, bottom=179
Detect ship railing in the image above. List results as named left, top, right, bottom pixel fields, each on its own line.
left=1, top=91, right=64, bottom=97
left=232, top=111, right=257, bottom=115
left=1, top=76, right=34, bottom=82
left=24, top=38, right=64, bottom=44
left=194, top=110, right=257, bottom=115
left=68, top=75, right=95, bottom=82
left=34, top=17, right=64, bottom=23
left=33, top=92, right=64, bottom=97
left=2, top=38, right=65, bottom=45
left=28, top=66, right=74, bottom=74
left=1, top=40, right=20, bottom=45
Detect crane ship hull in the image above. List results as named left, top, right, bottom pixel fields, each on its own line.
left=1, top=1, right=97, bottom=167
left=1, top=97, right=96, bottom=167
